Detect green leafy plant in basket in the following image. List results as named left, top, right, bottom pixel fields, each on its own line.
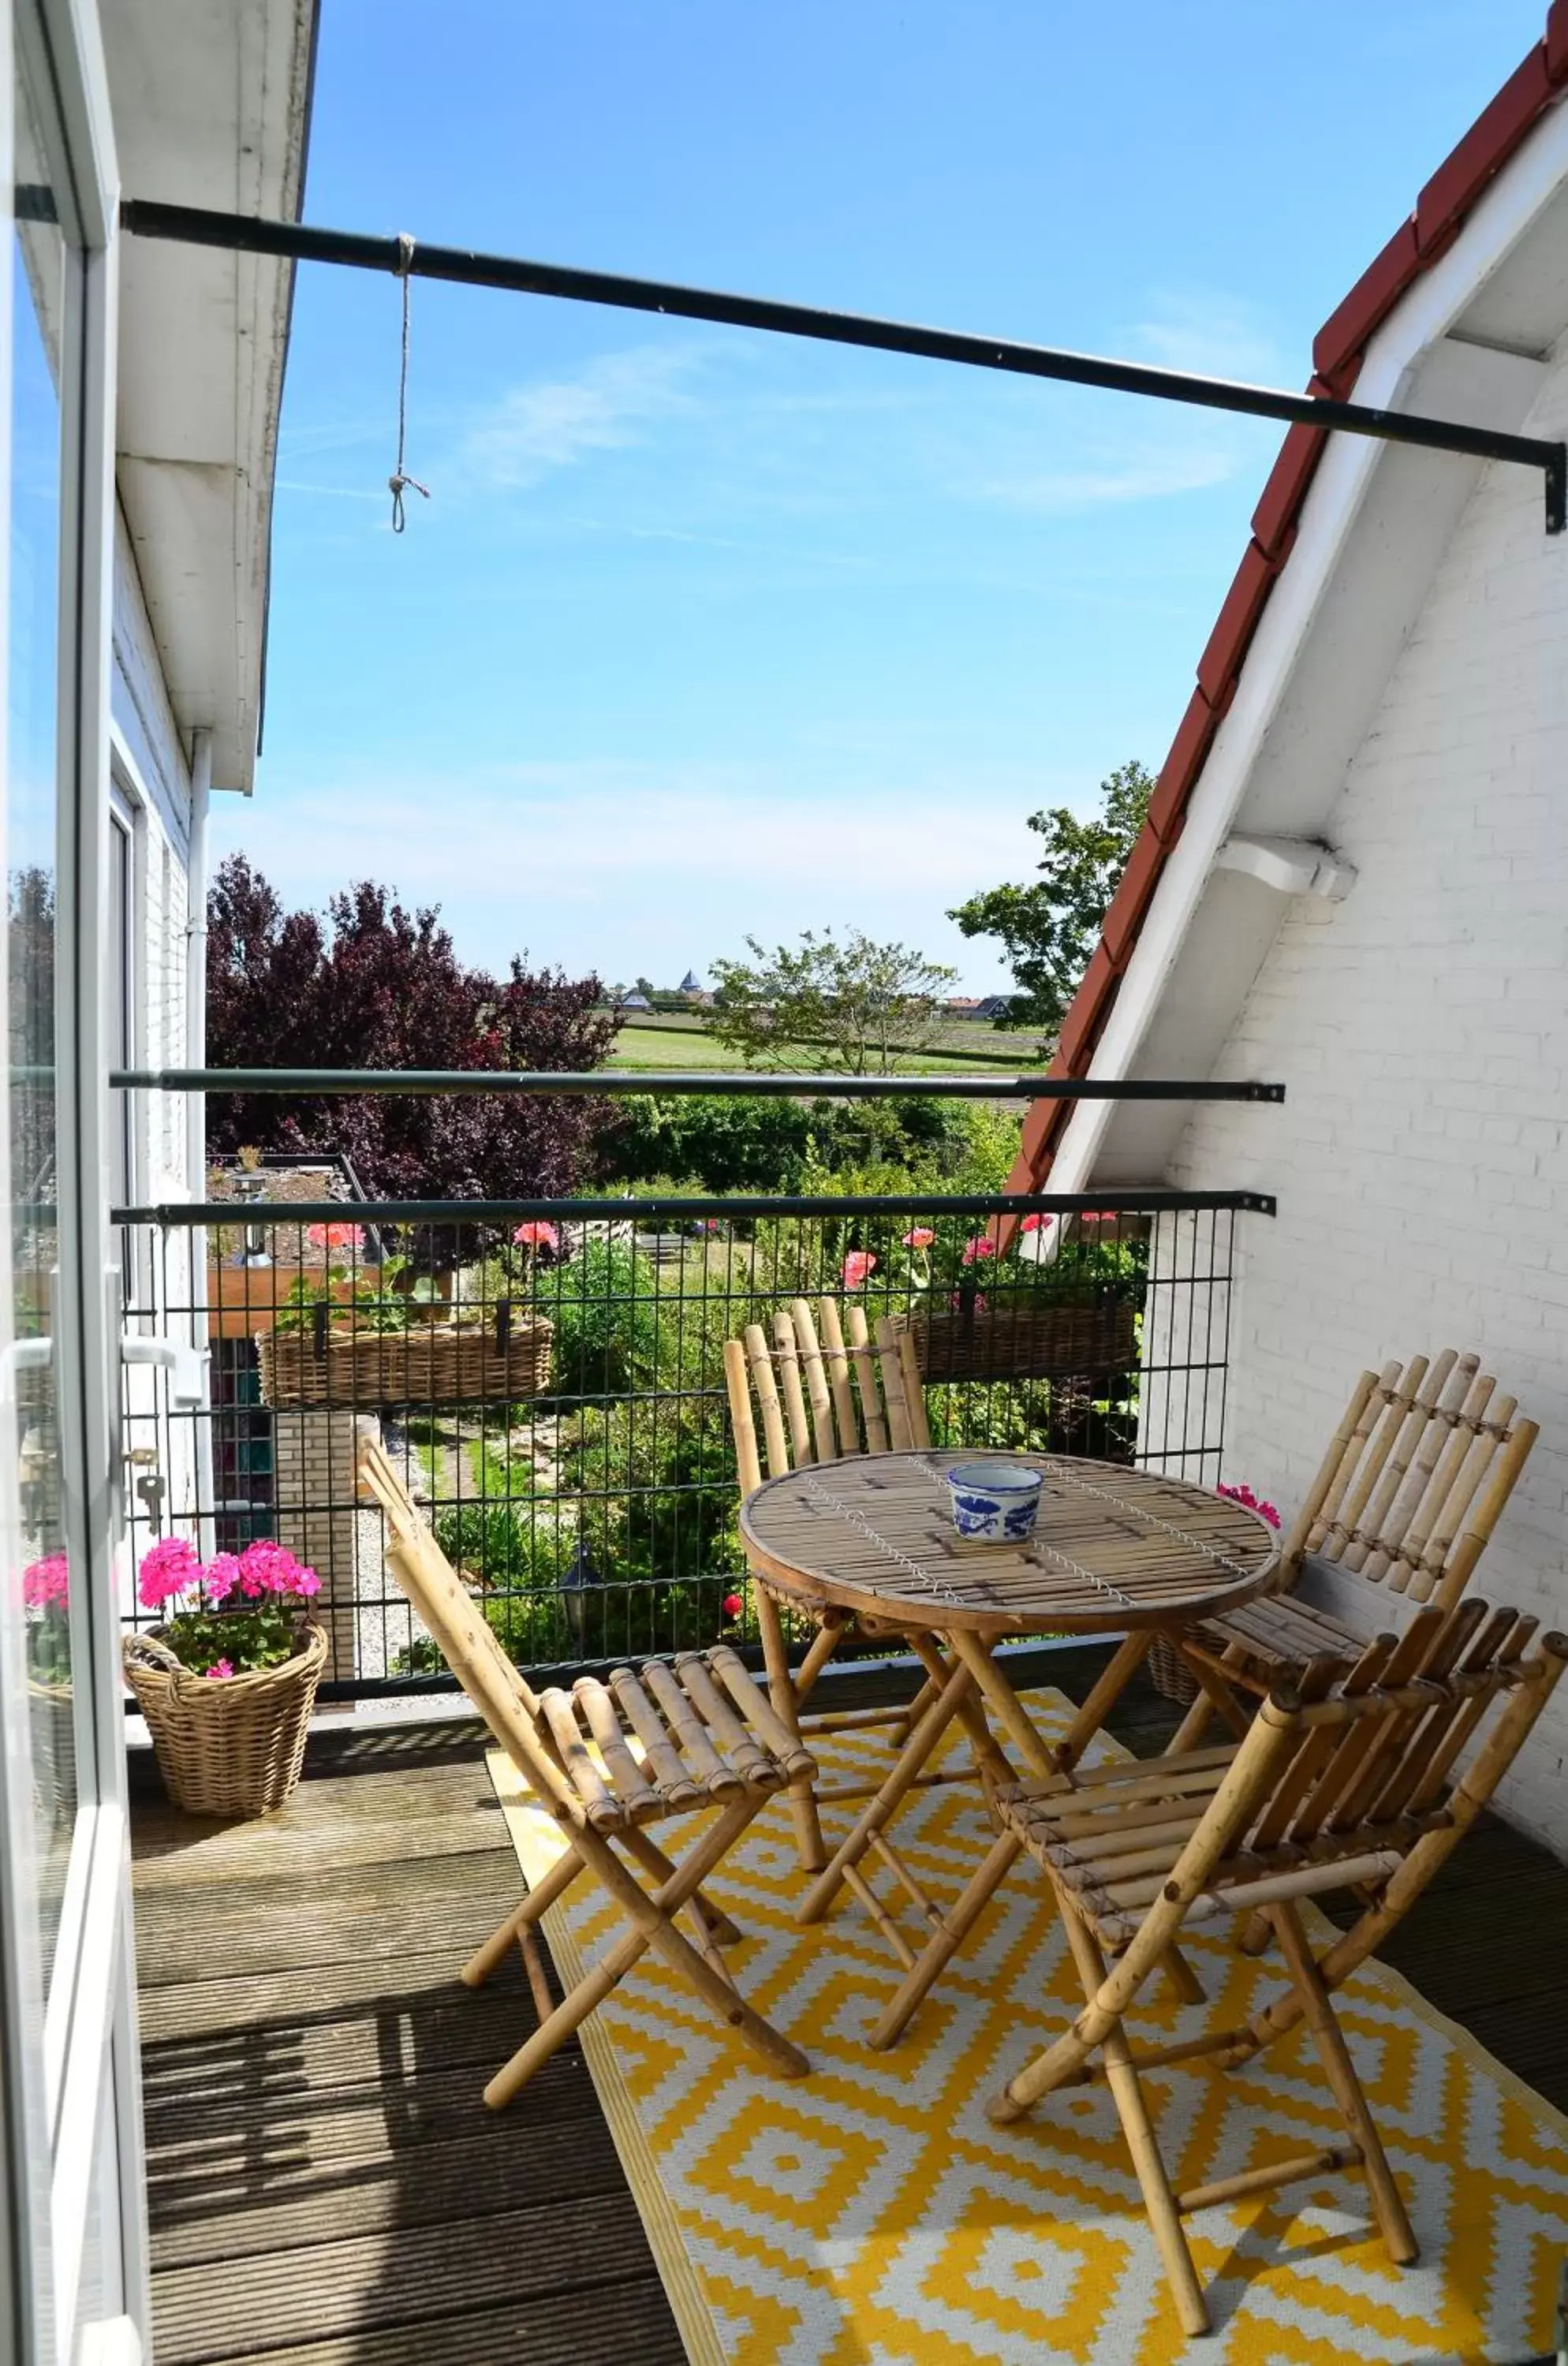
left=271, top=1222, right=444, bottom=1339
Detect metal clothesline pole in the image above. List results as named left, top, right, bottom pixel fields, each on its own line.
left=119, top=198, right=1568, bottom=532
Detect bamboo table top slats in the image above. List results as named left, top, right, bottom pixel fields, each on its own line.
left=740, top=1451, right=1280, bottom=1635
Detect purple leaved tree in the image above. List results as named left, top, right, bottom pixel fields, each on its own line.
left=205, top=856, right=618, bottom=1209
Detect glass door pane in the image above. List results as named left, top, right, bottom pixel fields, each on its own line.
left=9, top=33, right=69, bottom=1996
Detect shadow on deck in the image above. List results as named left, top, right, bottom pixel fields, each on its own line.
left=130, top=1646, right=1568, bottom=2366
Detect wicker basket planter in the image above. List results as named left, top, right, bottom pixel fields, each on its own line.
left=27, top=1680, right=76, bottom=1822
left=123, top=1621, right=327, bottom=1818
left=905, top=1299, right=1137, bottom=1384
left=1148, top=1631, right=1202, bottom=1706
left=257, top=1315, right=553, bottom=1410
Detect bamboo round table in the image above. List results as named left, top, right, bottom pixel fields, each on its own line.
left=739, top=1448, right=1281, bottom=2045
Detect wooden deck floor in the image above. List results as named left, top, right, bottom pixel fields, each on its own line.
left=131, top=1648, right=1568, bottom=2366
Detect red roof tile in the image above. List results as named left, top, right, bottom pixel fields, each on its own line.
left=1250, top=414, right=1330, bottom=556
left=1313, top=221, right=1420, bottom=382
left=1007, top=21, right=1566, bottom=1196
left=1416, top=47, right=1551, bottom=254
left=1195, top=539, right=1280, bottom=711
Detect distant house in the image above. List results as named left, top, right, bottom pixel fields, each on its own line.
left=619, top=991, right=653, bottom=1013
left=679, top=969, right=704, bottom=996
left=946, top=995, right=983, bottom=1014
left=973, top=995, right=1014, bottom=1022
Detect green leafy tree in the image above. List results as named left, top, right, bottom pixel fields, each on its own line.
left=709, top=927, right=957, bottom=1075
left=947, top=760, right=1152, bottom=1038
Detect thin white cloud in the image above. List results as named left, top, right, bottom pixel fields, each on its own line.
left=455, top=345, right=706, bottom=491
left=963, top=443, right=1241, bottom=515
left=1125, top=289, right=1286, bottom=386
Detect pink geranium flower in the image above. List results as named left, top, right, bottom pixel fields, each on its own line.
left=950, top=1289, right=988, bottom=1312
left=1218, top=1481, right=1282, bottom=1530
left=137, top=1535, right=201, bottom=1610
left=961, top=1235, right=998, bottom=1267
left=1019, top=1212, right=1054, bottom=1235
left=513, top=1220, right=559, bottom=1251
left=22, top=1551, right=69, bottom=1610
left=902, top=1227, right=935, bottom=1250
left=203, top=1659, right=235, bottom=1681
left=202, top=1552, right=243, bottom=1605
left=842, top=1250, right=877, bottom=1289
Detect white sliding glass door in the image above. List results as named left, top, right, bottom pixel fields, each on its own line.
left=0, top=0, right=144, bottom=2359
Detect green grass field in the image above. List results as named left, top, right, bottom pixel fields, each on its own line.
left=605, top=1013, right=1043, bottom=1076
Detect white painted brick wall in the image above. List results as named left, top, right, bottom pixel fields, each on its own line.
left=1156, top=353, right=1568, bottom=1850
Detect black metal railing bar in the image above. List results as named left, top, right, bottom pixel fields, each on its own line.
left=110, top=1067, right=1287, bottom=1103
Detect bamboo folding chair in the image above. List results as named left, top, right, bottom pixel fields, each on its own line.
left=1171, top=1349, right=1537, bottom=1753
left=983, top=1599, right=1566, bottom=2336
left=357, top=1439, right=816, bottom=2107
left=723, top=1295, right=946, bottom=1882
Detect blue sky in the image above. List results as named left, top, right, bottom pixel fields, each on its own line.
left=221, top=0, right=1548, bottom=994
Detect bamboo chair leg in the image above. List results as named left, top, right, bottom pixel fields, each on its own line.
left=1236, top=1908, right=1274, bottom=1958
left=868, top=1827, right=1023, bottom=2050
left=755, top=1584, right=826, bottom=1873
left=620, top=1802, right=810, bottom=2076
left=1161, top=1944, right=1207, bottom=2007
left=622, top=1825, right=742, bottom=1949
left=462, top=1839, right=587, bottom=1987
left=1268, top=1901, right=1417, bottom=2264
left=517, top=1925, right=555, bottom=2026
left=484, top=1799, right=808, bottom=2109
left=1169, top=1639, right=1253, bottom=1754
left=1062, top=1905, right=1210, bottom=2338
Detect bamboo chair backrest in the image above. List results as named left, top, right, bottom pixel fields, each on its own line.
left=724, top=1296, right=930, bottom=1495
left=357, top=1439, right=591, bottom=1830
left=1092, top=1599, right=1565, bottom=1957
left=1282, top=1349, right=1537, bottom=1610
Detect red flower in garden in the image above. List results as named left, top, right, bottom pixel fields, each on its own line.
left=1019, top=1212, right=1054, bottom=1234
left=902, top=1227, right=935, bottom=1250
left=721, top=1592, right=744, bottom=1622
left=842, top=1251, right=877, bottom=1289
left=513, top=1220, right=560, bottom=1251
left=306, top=1221, right=364, bottom=1256
left=961, top=1236, right=998, bottom=1267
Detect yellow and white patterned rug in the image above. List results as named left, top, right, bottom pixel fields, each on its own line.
left=487, top=1688, right=1568, bottom=2364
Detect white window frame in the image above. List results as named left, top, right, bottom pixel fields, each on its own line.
left=0, top=0, right=145, bottom=2360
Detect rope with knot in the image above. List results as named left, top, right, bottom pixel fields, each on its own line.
left=388, top=233, right=430, bottom=533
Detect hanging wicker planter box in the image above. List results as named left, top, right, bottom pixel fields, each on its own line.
left=904, top=1298, right=1138, bottom=1383
left=123, top=1621, right=327, bottom=1819
left=256, top=1313, right=554, bottom=1409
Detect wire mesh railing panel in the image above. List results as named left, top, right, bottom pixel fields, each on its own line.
left=114, top=1191, right=1249, bottom=1695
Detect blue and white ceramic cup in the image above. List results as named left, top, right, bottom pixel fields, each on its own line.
left=946, top=1461, right=1043, bottom=1543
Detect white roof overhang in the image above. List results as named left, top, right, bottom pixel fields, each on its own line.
left=1047, top=94, right=1568, bottom=1191
left=106, top=0, right=316, bottom=793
